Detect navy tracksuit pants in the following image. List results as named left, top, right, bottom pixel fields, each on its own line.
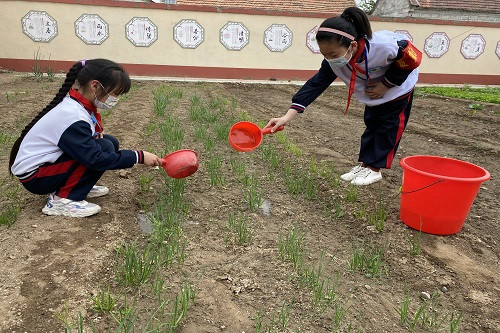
left=20, top=134, right=119, bottom=201
left=358, top=90, right=413, bottom=169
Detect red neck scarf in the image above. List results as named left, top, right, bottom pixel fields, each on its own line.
left=69, top=88, right=103, bottom=133
left=345, top=38, right=366, bottom=115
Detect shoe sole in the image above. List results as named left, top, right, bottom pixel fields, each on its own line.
left=42, top=206, right=101, bottom=218
left=351, top=177, right=382, bottom=186
left=340, top=174, right=357, bottom=181
left=87, top=188, right=109, bottom=198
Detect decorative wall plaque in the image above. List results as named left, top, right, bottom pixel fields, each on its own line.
left=306, top=26, right=320, bottom=54
left=75, top=14, right=109, bottom=45
left=264, top=24, right=292, bottom=52
left=460, top=34, right=486, bottom=59
left=22, top=11, right=58, bottom=42
left=424, top=32, right=450, bottom=58
left=220, top=21, right=249, bottom=51
left=125, top=17, right=157, bottom=47
left=394, top=30, right=413, bottom=42
left=174, top=19, right=204, bottom=49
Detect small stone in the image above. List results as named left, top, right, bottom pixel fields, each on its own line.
left=428, top=139, right=432, bottom=142
left=364, top=284, right=371, bottom=290
left=118, top=170, right=129, bottom=178
left=366, top=225, right=376, bottom=232
left=420, top=291, right=431, bottom=301
left=31, top=224, right=37, bottom=228
left=441, top=286, right=448, bottom=293
left=230, top=286, right=242, bottom=294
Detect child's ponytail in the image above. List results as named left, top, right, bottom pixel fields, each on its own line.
left=316, top=6, right=372, bottom=46
left=8, top=61, right=83, bottom=174
left=342, top=7, right=372, bottom=40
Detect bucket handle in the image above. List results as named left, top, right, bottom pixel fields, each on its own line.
left=400, top=179, right=444, bottom=194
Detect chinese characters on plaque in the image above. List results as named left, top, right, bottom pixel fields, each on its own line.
left=496, top=41, right=500, bottom=59
left=460, top=34, right=486, bottom=59
left=126, top=17, right=158, bottom=47
left=264, top=24, right=293, bottom=52
left=424, top=32, right=450, bottom=58
left=22, top=11, right=58, bottom=42
left=75, top=14, right=109, bottom=45
left=220, top=22, right=249, bottom=51
left=174, top=19, right=204, bottom=49
left=394, top=30, right=413, bottom=42
left=306, top=26, right=320, bottom=54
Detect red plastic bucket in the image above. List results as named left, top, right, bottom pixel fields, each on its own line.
left=399, top=155, right=490, bottom=235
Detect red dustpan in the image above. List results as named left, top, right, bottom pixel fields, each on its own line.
left=228, top=121, right=284, bottom=152
left=161, top=149, right=199, bottom=178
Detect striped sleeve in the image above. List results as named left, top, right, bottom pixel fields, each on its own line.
left=135, top=150, right=145, bottom=164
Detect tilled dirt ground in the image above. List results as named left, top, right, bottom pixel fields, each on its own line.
left=0, top=73, right=498, bottom=332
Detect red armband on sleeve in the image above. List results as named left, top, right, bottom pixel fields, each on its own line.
left=395, top=40, right=422, bottom=70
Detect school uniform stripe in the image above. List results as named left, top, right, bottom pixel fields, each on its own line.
left=57, top=165, right=87, bottom=198
left=385, top=93, right=412, bottom=169
left=37, top=160, right=75, bottom=177
left=19, top=173, right=37, bottom=183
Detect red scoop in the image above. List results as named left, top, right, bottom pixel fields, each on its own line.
left=228, top=121, right=284, bottom=152
left=161, top=149, right=199, bottom=178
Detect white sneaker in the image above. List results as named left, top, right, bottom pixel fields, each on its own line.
left=42, top=194, right=101, bottom=217
left=87, top=185, right=109, bottom=198
left=350, top=168, right=382, bottom=186
left=340, top=165, right=366, bottom=182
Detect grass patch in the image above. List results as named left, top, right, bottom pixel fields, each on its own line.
left=349, top=242, right=386, bottom=278
left=416, top=85, right=500, bottom=104
left=0, top=177, right=24, bottom=227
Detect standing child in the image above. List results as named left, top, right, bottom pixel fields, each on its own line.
left=266, top=7, right=421, bottom=185
left=9, top=59, right=162, bottom=217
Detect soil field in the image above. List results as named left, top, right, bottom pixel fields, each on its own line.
left=0, top=73, right=498, bottom=333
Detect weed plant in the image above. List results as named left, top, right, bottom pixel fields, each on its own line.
left=278, top=226, right=305, bottom=271
left=194, top=124, right=207, bottom=141
left=345, top=185, right=359, bottom=202
left=397, top=291, right=464, bottom=332
left=91, top=286, right=116, bottom=314
left=368, top=200, right=388, bottom=232
left=408, top=230, right=422, bottom=256
left=163, top=283, right=196, bottom=332
left=32, top=48, right=44, bottom=81
left=115, top=242, right=157, bottom=288
left=45, top=55, right=55, bottom=81
left=229, top=156, right=246, bottom=178
left=206, top=154, right=224, bottom=186
left=226, top=212, right=253, bottom=246
left=242, top=177, right=263, bottom=211
left=0, top=177, right=23, bottom=227
left=349, top=243, right=386, bottom=278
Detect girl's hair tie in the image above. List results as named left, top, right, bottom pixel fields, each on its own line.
left=80, top=59, right=87, bottom=67
left=317, top=27, right=354, bottom=41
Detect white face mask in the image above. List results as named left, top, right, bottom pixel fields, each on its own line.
left=94, top=94, right=119, bottom=110
left=94, top=82, right=119, bottom=110
left=326, top=47, right=352, bottom=70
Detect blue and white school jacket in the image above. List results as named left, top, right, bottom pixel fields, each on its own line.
left=11, top=94, right=144, bottom=179
left=290, top=30, right=419, bottom=113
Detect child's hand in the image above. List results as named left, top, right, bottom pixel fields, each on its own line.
left=365, top=82, right=389, bottom=99
left=143, top=151, right=162, bottom=167
left=265, top=108, right=298, bottom=133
